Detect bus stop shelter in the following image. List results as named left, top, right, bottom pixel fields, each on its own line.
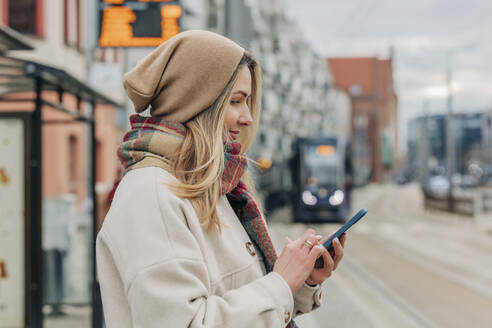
left=0, top=27, right=122, bottom=328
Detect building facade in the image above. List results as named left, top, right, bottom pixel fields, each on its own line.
left=327, top=56, right=398, bottom=184
left=1, top=0, right=123, bottom=210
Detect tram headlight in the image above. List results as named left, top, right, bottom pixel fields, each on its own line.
left=302, top=190, right=318, bottom=205
left=329, top=190, right=344, bottom=206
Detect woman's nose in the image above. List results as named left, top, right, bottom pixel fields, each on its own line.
left=238, top=107, right=253, bottom=126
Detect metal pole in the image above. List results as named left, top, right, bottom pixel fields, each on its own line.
left=86, top=1, right=103, bottom=325
left=445, top=55, right=454, bottom=212
left=30, top=76, right=43, bottom=328
left=90, top=102, right=103, bottom=328
left=419, top=98, right=430, bottom=183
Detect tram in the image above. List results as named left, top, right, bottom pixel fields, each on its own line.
left=290, top=137, right=352, bottom=222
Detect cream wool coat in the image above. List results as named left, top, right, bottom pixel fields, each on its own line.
left=97, top=167, right=323, bottom=328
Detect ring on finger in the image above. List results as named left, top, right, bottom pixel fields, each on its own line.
left=303, top=240, right=314, bottom=249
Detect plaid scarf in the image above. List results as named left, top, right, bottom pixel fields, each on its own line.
left=118, top=115, right=297, bottom=328
left=118, top=115, right=187, bottom=169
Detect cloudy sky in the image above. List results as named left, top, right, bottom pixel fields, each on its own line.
left=284, top=0, right=492, bottom=153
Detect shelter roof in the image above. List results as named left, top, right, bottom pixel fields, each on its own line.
left=0, top=25, right=34, bottom=52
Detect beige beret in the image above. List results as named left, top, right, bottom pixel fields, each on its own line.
left=123, top=30, right=245, bottom=122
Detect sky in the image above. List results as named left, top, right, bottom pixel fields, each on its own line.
left=284, top=0, right=492, bottom=153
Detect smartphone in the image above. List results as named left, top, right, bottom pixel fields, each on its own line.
left=314, top=208, right=368, bottom=269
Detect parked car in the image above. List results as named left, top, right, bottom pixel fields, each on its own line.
left=392, top=165, right=417, bottom=185
left=422, top=174, right=450, bottom=198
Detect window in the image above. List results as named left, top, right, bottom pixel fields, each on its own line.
left=349, top=84, right=362, bottom=96
left=259, top=132, right=266, bottom=145
left=64, top=0, right=81, bottom=48
left=68, top=135, right=78, bottom=194
left=8, top=0, right=43, bottom=36
left=207, top=0, right=219, bottom=29
left=96, top=140, right=104, bottom=183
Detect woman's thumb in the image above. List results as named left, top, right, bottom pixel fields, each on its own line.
left=309, top=245, right=325, bottom=261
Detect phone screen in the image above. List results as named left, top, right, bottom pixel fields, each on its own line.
left=314, top=208, right=368, bottom=269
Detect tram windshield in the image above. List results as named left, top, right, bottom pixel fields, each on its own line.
left=303, top=144, right=339, bottom=187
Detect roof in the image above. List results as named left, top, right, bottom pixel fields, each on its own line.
left=0, top=25, right=34, bottom=52
left=0, top=55, right=122, bottom=107
left=327, top=57, right=394, bottom=100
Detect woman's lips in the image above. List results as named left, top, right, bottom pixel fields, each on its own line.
left=229, top=130, right=240, bottom=140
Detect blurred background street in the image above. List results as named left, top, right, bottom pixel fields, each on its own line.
left=0, top=0, right=491, bottom=327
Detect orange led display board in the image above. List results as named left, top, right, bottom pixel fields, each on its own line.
left=316, top=145, right=335, bottom=156
left=98, top=0, right=182, bottom=47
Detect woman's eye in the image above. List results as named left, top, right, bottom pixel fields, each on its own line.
left=231, top=99, right=241, bottom=105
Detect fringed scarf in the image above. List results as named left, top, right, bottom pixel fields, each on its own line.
left=117, top=114, right=297, bottom=328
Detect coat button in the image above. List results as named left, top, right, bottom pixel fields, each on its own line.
left=245, top=242, right=256, bottom=256
left=284, top=311, right=291, bottom=323
left=315, top=290, right=323, bottom=305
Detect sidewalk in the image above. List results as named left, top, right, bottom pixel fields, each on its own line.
left=43, top=305, right=90, bottom=328
left=355, top=183, right=492, bottom=235
left=474, top=213, right=492, bottom=235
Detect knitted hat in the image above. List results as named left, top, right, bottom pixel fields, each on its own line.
left=123, top=30, right=245, bottom=122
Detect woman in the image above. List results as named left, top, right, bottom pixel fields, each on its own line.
left=96, top=30, right=346, bottom=328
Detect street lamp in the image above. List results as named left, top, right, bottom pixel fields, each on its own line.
left=419, top=97, right=430, bottom=183
left=445, top=55, right=455, bottom=211
left=443, top=43, right=475, bottom=211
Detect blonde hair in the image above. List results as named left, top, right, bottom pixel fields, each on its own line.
left=169, top=52, right=263, bottom=230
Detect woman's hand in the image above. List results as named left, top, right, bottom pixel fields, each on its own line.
left=273, top=229, right=325, bottom=294
left=305, top=233, right=346, bottom=286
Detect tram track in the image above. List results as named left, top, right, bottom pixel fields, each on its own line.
left=339, top=256, right=436, bottom=328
